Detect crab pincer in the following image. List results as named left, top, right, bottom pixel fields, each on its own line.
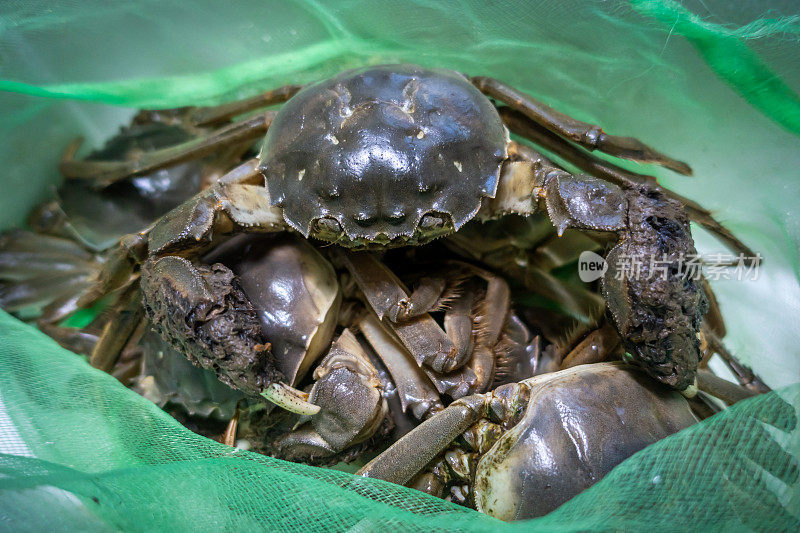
left=482, top=144, right=707, bottom=391
left=140, top=255, right=319, bottom=415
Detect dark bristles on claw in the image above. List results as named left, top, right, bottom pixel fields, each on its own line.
left=429, top=272, right=473, bottom=313
left=492, top=331, right=538, bottom=386
left=471, top=286, right=496, bottom=346
left=551, top=320, right=597, bottom=361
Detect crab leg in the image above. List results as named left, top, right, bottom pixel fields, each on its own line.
left=357, top=314, right=443, bottom=419
left=387, top=276, right=448, bottom=322
left=0, top=272, right=92, bottom=318
left=704, top=329, right=770, bottom=393
left=335, top=251, right=461, bottom=373
left=0, top=229, right=126, bottom=355
left=184, top=84, right=303, bottom=126
left=0, top=230, right=99, bottom=319
left=358, top=393, right=488, bottom=484
left=701, top=278, right=727, bottom=339
left=60, top=112, right=275, bottom=185
left=460, top=263, right=510, bottom=349
left=88, top=281, right=145, bottom=372
left=500, top=109, right=757, bottom=260
left=36, top=322, right=100, bottom=355
left=442, top=288, right=474, bottom=369
left=472, top=76, right=692, bottom=175
left=109, top=317, right=149, bottom=384
left=695, top=369, right=759, bottom=405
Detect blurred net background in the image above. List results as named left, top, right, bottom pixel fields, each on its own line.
left=0, top=1, right=798, bottom=530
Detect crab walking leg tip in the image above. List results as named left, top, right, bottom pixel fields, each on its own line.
left=222, top=412, right=239, bottom=447
left=681, top=380, right=698, bottom=399
left=261, top=382, right=321, bottom=415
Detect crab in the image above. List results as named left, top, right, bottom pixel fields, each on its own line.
left=357, top=360, right=762, bottom=520
left=0, top=106, right=608, bottom=461
left=14, top=64, right=758, bottom=412
left=139, top=230, right=544, bottom=460
left=34, top=111, right=251, bottom=252
left=0, top=115, right=247, bottom=326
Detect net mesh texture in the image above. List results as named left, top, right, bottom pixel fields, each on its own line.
left=0, top=1, right=798, bottom=531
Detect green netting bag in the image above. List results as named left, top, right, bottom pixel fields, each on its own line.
left=0, top=1, right=799, bottom=530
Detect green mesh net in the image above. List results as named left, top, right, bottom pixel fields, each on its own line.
left=0, top=1, right=798, bottom=530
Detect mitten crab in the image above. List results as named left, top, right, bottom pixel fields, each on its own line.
left=139, top=231, right=538, bottom=459
left=357, top=361, right=760, bottom=519
left=44, top=64, right=755, bottom=409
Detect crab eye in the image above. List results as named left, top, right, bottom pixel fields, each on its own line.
left=419, top=213, right=446, bottom=229
left=314, top=216, right=343, bottom=234
left=353, top=213, right=377, bottom=227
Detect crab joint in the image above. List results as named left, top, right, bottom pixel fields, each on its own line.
left=261, top=382, right=321, bottom=415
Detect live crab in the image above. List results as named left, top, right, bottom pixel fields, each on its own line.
left=34, top=64, right=756, bottom=414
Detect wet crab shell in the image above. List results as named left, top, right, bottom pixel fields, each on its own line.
left=136, top=328, right=244, bottom=421
left=473, top=363, right=697, bottom=520
left=260, top=64, right=508, bottom=246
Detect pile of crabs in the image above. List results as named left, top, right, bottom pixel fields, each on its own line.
left=0, top=65, right=770, bottom=520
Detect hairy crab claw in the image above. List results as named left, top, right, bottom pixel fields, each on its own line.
left=138, top=253, right=323, bottom=416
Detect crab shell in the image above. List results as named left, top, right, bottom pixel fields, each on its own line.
left=137, top=328, right=244, bottom=420
left=473, top=363, right=697, bottom=520
left=260, top=64, right=509, bottom=247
